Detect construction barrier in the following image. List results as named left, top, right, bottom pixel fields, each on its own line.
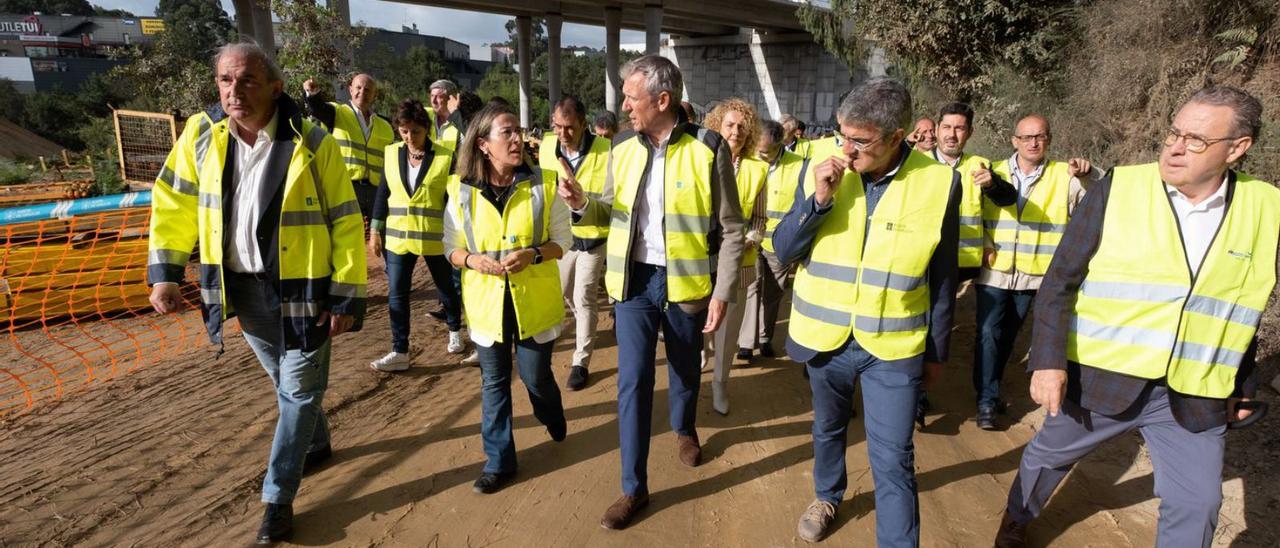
left=0, top=193, right=212, bottom=414
left=114, top=109, right=178, bottom=185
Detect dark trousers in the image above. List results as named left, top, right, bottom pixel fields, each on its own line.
left=476, top=291, right=565, bottom=474
left=615, top=263, right=706, bottom=496
left=385, top=250, right=463, bottom=351
left=808, top=336, right=922, bottom=548
left=973, top=284, right=1036, bottom=408
left=352, top=179, right=376, bottom=220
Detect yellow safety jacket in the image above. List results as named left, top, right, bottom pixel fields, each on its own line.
left=427, top=107, right=461, bottom=158
left=539, top=133, right=611, bottom=243
left=148, top=97, right=368, bottom=350
left=449, top=168, right=565, bottom=342
left=1068, top=163, right=1280, bottom=398
left=806, top=135, right=842, bottom=162
left=383, top=141, right=454, bottom=256
left=944, top=152, right=992, bottom=268
left=331, top=103, right=395, bottom=185
left=788, top=149, right=954, bottom=360
left=762, top=150, right=810, bottom=254
left=790, top=137, right=811, bottom=158
left=594, top=125, right=722, bottom=303
left=985, top=159, right=1072, bottom=276
left=736, top=156, right=769, bottom=268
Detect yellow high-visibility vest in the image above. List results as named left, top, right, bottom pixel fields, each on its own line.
left=806, top=135, right=842, bottom=162
left=736, top=156, right=769, bottom=267
left=148, top=103, right=367, bottom=349
left=331, top=103, right=395, bottom=185
left=383, top=141, right=453, bottom=256
left=539, top=134, right=611, bottom=241
left=943, top=152, right=992, bottom=268
left=449, top=168, right=565, bottom=342
left=603, top=126, right=722, bottom=303
left=788, top=149, right=954, bottom=360
left=985, top=159, right=1072, bottom=276
left=1068, top=163, right=1280, bottom=398
left=762, top=150, right=810, bottom=254
left=427, top=107, right=460, bottom=158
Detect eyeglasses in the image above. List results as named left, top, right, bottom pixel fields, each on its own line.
left=840, top=135, right=883, bottom=152
left=1013, top=134, right=1050, bottom=143
left=1163, top=128, right=1239, bottom=153
left=487, top=127, right=522, bottom=142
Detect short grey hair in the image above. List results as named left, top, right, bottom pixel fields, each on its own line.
left=836, top=77, right=912, bottom=137
left=620, top=54, right=683, bottom=105
left=212, top=42, right=283, bottom=83
left=1186, top=86, right=1263, bottom=140
left=429, top=79, right=458, bottom=95
left=779, top=114, right=799, bottom=135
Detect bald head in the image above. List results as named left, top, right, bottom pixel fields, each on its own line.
left=349, top=73, right=378, bottom=113
left=1012, top=114, right=1052, bottom=165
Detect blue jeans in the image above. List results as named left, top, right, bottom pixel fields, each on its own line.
left=385, top=250, right=463, bottom=351
left=973, top=284, right=1036, bottom=408
left=476, top=291, right=565, bottom=474
left=226, top=272, right=331, bottom=506
left=808, top=337, right=921, bottom=548
left=615, top=263, right=706, bottom=496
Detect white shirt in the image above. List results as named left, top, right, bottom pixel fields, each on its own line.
left=630, top=138, right=668, bottom=265
left=349, top=101, right=373, bottom=140
left=442, top=175, right=574, bottom=347
left=932, top=148, right=961, bottom=168
left=224, top=112, right=279, bottom=274
left=407, top=159, right=423, bottom=194
left=1167, top=177, right=1229, bottom=277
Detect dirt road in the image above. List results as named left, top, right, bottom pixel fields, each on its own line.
left=1, top=268, right=1276, bottom=547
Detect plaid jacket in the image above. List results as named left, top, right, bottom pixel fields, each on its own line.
left=1028, top=172, right=1263, bottom=433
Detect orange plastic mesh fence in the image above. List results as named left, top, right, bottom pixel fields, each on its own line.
left=0, top=208, right=213, bottom=414
left=114, top=110, right=177, bottom=184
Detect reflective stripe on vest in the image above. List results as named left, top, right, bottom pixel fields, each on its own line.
left=949, top=153, right=990, bottom=268
left=331, top=104, right=395, bottom=185
left=540, top=134, right=611, bottom=240
left=603, top=126, right=718, bottom=303
left=762, top=150, right=809, bottom=253
left=1066, top=163, right=1280, bottom=398
left=788, top=149, right=953, bottom=360
left=384, top=141, right=453, bottom=255
left=984, top=159, right=1071, bottom=275
left=451, top=169, right=564, bottom=342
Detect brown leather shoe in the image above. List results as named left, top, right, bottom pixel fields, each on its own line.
left=600, top=492, right=649, bottom=530
left=677, top=434, right=702, bottom=467
left=993, top=511, right=1028, bottom=548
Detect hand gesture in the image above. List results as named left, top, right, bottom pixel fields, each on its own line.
left=557, top=157, right=586, bottom=210
left=1068, top=157, right=1092, bottom=178
left=971, top=163, right=994, bottom=189
left=813, top=156, right=849, bottom=208
left=302, top=77, right=319, bottom=95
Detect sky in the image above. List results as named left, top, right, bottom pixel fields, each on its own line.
left=91, top=0, right=650, bottom=60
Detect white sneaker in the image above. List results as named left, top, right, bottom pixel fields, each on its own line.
left=461, top=350, right=480, bottom=366
left=447, top=330, right=466, bottom=354
left=370, top=351, right=410, bottom=372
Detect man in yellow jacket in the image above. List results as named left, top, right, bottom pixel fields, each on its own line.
left=146, top=43, right=366, bottom=545
left=302, top=73, right=395, bottom=220
left=995, top=86, right=1275, bottom=548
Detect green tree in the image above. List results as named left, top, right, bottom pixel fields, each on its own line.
left=504, top=17, right=548, bottom=60
left=363, top=45, right=450, bottom=113
left=272, top=0, right=369, bottom=95
left=110, top=0, right=234, bottom=114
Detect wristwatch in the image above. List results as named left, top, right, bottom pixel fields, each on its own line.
left=532, top=247, right=544, bottom=265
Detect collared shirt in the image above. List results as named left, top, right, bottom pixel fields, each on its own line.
left=630, top=135, right=669, bottom=266
left=224, top=111, right=279, bottom=274
left=1007, top=153, right=1046, bottom=213
left=442, top=165, right=573, bottom=347
left=559, top=137, right=586, bottom=172
left=1166, top=177, right=1228, bottom=277
left=932, top=148, right=961, bottom=168
left=349, top=101, right=373, bottom=141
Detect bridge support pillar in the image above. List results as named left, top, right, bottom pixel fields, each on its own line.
left=604, top=7, right=622, bottom=114
left=517, top=15, right=533, bottom=128
left=547, top=13, right=563, bottom=119
left=644, top=4, right=662, bottom=55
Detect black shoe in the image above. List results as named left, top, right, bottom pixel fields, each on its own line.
left=759, top=345, right=777, bottom=358
left=915, top=393, right=930, bottom=428
left=473, top=471, right=515, bottom=494
left=736, top=348, right=753, bottom=362
left=255, top=503, right=292, bottom=544
left=977, top=405, right=998, bottom=430
left=427, top=308, right=447, bottom=321
left=303, top=443, right=332, bottom=474
left=566, top=365, right=589, bottom=391
left=547, top=418, right=567, bottom=442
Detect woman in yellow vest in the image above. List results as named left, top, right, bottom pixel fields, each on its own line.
left=699, top=98, right=769, bottom=415
left=443, top=104, right=571, bottom=494
left=366, top=99, right=464, bottom=372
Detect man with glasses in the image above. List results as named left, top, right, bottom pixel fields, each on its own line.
left=774, top=78, right=959, bottom=544
left=995, top=86, right=1274, bottom=548
left=973, top=114, right=1100, bottom=430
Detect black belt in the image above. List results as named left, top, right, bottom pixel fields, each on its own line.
left=226, top=270, right=272, bottom=282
